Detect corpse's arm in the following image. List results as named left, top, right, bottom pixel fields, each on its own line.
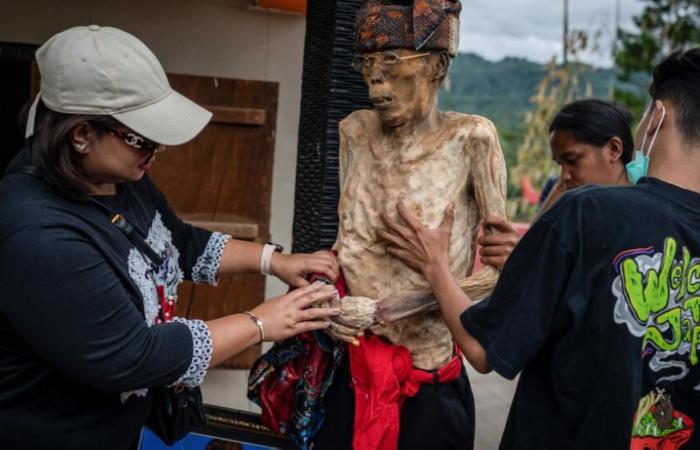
left=457, top=118, right=508, bottom=294
left=376, top=118, right=508, bottom=324
left=324, top=117, right=379, bottom=345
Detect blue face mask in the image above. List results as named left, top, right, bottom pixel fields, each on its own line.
left=626, top=105, right=666, bottom=184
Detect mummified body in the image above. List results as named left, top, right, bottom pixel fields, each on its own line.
left=248, top=2, right=510, bottom=449
left=334, top=111, right=506, bottom=369
left=329, top=3, right=507, bottom=371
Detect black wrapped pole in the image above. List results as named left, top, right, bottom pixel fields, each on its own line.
left=292, top=0, right=372, bottom=253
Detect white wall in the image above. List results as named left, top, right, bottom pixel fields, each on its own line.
left=0, top=0, right=306, bottom=412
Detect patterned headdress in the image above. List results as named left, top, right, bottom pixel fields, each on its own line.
left=356, top=0, right=462, bottom=56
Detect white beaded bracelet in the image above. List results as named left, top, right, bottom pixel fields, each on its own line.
left=259, top=243, right=277, bottom=275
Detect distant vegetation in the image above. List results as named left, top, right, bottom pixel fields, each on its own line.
left=437, top=0, right=697, bottom=219
left=438, top=52, right=617, bottom=172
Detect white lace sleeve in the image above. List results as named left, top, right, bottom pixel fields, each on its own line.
left=171, top=318, right=213, bottom=388
left=191, top=232, right=232, bottom=286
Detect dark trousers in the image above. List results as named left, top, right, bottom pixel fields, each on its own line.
left=312, top=354, right=475, bottom=450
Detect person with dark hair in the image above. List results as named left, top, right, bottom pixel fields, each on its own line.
left=551, top=98, right=635, bottom=173
left=379, top=47, right=700, bottom=448
left=0, top=26, right=341, bottom=450
left=480, top=98, right=635, bottom=269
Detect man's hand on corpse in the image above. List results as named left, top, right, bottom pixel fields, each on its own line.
left=477, top=216, right=519, bottom=270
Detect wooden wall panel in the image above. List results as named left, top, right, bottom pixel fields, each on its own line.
left=149, top=74, right=278, bottom=368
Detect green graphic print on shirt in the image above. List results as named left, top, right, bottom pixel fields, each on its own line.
left=612, top=237, right=695, bottom=449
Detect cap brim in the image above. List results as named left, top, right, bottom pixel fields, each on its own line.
left=112, top=90, right=212, bottom=146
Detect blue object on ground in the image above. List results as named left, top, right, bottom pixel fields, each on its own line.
left=140, top=428, right=275, bottom=450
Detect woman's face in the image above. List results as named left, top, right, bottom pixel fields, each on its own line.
left=550, top=130, right=624, bottom=190
left=81, top=127, right=160, bottom=187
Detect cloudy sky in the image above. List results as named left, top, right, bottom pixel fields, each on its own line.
left=459, top=0, right=646, bottom=67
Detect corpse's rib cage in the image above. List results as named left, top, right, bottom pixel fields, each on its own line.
left=292, top=0, right=372, bottom=253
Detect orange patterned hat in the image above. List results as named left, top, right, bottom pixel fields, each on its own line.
left=356, top=0, right=461, bottom=56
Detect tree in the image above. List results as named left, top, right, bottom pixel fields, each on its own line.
left=614, top=0, right=700, bottom=116
left=509, top=32, right=596, bottom=221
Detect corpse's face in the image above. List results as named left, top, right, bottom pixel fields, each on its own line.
left=359, top=49, right=439, bottom=128
left=550, top=130, right=624, bottom=189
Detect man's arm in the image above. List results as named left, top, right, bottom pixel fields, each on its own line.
left=380, top=198, right=575, bottom=378
left=424, top=258, right=490, bottom=373
left=379, top=202, right=490, bottom=371
left=377, top=117, right=508, bottom=324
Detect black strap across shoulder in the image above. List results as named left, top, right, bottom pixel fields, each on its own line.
left=9, top=165, right=163, bottom=267
left=89, top=198, right=164, bottom=268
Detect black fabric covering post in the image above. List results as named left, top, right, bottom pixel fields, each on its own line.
left=292, top=0, right=372, bottom=253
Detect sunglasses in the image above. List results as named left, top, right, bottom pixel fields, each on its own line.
left=103, top=127, right=161, bottom=152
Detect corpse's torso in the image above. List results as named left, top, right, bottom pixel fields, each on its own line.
left=337, top=110, right=494, bottom=369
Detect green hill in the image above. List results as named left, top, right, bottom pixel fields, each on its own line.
left=438, top=52, right=617, bottom=168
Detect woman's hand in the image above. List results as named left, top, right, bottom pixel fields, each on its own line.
left=377, top=202, right=454, bottom=276
left=477, top=216, right=519, bottom=270
left=250, top=282, right=340, bottom=342
left=270, top=251, right=339, bottom=288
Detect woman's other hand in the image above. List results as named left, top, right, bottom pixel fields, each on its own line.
left=270, top=251, right=339, bottom=288
left=477, top=216, right=519, bottom=270
left=377, top=202, right=454, bottom=277
left=251, top=283, right=340, bottom=342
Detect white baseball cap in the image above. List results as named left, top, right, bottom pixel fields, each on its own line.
left=26, top=25, right=212, bottom=146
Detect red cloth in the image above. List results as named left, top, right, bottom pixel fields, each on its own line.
left=252, top=259, right=462, bottom=450
left=520, top=175, right=541, bottom=206
left=349, top=334, right=463, bottom=450
left=255, top=331, right=336, bottom=435
left=255, top=269, right=348, bottom=435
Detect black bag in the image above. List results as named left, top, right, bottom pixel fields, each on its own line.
left=144, top=299, right=206, bottom=445
left=145, top=384, right=207, bottom=445
left=88, top=196, right=207, bottom=445
left=145, top=304, right=206, bottom=445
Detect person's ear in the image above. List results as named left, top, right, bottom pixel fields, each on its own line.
left=431, top=52, right=449, bottom=83
left=70, top=123, right=96, bottom=154
left=644, top=100, right=666, bottom=138
left=607, top=136, right=624, bottom=163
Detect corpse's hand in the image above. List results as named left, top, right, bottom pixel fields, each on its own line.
left=251, top=283, right=341, bottom=341
left=270, top=251, right=339, bottom=288
left=325, top=295, right=377, bottom=346
left=377, top=201, right=454, bottom=276
left=477, top=216, right=519, bottom=270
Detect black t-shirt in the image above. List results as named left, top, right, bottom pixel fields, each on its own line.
left=461, top=177, right=700, bottom=449
left=0, top=155, right=223, bottom=449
